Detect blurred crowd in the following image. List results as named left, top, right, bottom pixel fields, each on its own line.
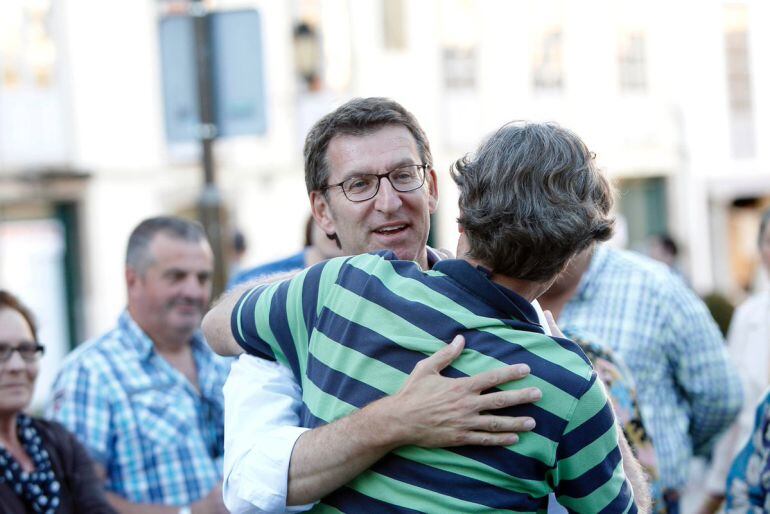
left=1, top=97, right=769, bottom=514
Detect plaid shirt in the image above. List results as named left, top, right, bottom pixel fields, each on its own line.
left=559, top=245, right=742, bottom=490
left=46, top=311, right=230, bottom=506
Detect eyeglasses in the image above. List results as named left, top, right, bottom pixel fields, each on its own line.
left=322, top=163, right=428, bottom=202
left=0, top=343, right=45, bottom=363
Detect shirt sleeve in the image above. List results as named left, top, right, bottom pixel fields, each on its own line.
left=725, top=389, right=770, bottom=513
left=45, top=358, right=112, bottom=467
left=662, top=278, right=743, bottom=455
left=552, top=375, right=637, bottom=513
left=222, top=354, right=315, bottom=513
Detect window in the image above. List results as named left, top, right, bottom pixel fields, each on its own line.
left=724, top=4, right=755, bottom=158
left=533, top=29, right=564, bottom=91
left=618, top=31, right=647, bottom=92
left=382, top=0, right=406, bottom=50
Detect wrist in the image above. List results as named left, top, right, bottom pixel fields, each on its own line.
left=358, top=395, right=408, bottom=450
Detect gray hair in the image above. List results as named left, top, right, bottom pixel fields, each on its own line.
left=303, top=97, right=433, bottom=193
left=126, top=216, right=207, bottom=275
left=451, top=122, right=614, bottom=282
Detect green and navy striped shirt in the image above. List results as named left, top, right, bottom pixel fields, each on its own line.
left=232, top=252, right=636, bottom=513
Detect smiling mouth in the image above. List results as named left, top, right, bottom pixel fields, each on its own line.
left=373, top=224, right=408, bottom=235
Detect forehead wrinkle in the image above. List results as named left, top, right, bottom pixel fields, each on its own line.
left=328, top=130, right=420, bottom=181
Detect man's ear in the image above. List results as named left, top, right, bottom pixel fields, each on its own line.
left=310, top=191, right=337, bottom=239
left=125, top=266, right=140, bottom=299
left=426, top=167, right=439, bottom=214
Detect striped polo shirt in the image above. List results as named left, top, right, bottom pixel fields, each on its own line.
left=232, top=252, right=636, bottom=513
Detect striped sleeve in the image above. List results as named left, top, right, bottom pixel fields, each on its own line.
left=230, top=258, right=346, bottom=378
left=552, top=373, right=637, bottom=513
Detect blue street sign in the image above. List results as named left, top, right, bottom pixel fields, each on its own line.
left=159, top=9, right=267, bottom=142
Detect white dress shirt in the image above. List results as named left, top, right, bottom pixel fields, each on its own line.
left=222, top=299, right=550, bottom=513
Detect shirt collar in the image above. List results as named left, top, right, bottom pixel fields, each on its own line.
left=574, top=244, right=610, bottom=301
left=426, top=247, right=443, bottom=268
left=432, top=259, right=541, bottom=327
left=117, top=310, right=206, bottom=360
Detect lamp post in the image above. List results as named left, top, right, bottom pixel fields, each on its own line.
left=191, top=0, right=228, bottom=297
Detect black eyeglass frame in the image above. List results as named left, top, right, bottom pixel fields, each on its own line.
left=0, top=343, right=46, bottom=363
left=321, top=163, right=429, bottom=203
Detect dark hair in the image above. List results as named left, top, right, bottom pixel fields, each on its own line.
left=303, top=97, right=433, bottom=193
left=759, top=208, right=770, bottom=246
left=232, top=230, right=247, bottom=254
left=452, top=121, right=614, bottom=282
left=0, top=290, right=39, bottom=342
left=653, top=234, right=679, bottom=257
left=126, top=216, right=207, bottom=274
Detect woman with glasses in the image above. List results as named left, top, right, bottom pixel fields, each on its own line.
left=0, top=290, right=114, bottom=513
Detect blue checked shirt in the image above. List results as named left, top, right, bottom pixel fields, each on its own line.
left=559, top=245, right=742, bottom=491
left=45, top=311, right=230, bottom=506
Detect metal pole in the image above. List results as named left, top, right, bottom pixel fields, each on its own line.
left=191, top=0, right=228, bottom=297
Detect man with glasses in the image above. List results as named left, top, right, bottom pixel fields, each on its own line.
left=47, top=217, right=231, bottom=514
left=206, top=121, right=648, bottom=511
left=210, top=98, right=545, bottom=513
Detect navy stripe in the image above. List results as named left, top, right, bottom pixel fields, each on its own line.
left=323, top=485, right=424, bottom=513
left=317, top=310, right=467, bottom=379
left=268, top=280, right=301, bottom=378
left=373, top=454, right=544, bottom=511
left=319, top=310, right=566, bottom=442
left=597, top=478, right=635, bottom=514
left=306, top=353, right=387, bottom=409
left=449, top=445, right=551, bottom=482
left=556, top=445, right=622, bottom=498
left=233, top=287, right=276, bottom=361
left=557, top=388, right=615, bottom=460
left=300, top=405, right=327, bottom=428
left=337, top=265, right=591, bottom=399
left=463, top=330, right=590, bottom=401
left=490, top=402, right=567, bottom=443
left=300, top=262, right=325, bottom=340
left=550, top=336, right=591, bottom=366
left=392, top=258, right=544, bottom=332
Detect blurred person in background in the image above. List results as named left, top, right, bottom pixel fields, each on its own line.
left=227, top=229, right=248, bottom=280
left=700, top=208, right=770, bottom=514
left=724, top=386, right=770, bottom=512
left=228, top=214, right=343, bottom=288
left=46, top=217, right=230, bottom=514
left=565, top=329, right=661, bottom=505
left=209, top=97, right=548, bottom=513
left=540, top=243, right=742, bottom=514
left=647, top=234, right=688, bottom=285
left=0, top=290, right=115, bottom=513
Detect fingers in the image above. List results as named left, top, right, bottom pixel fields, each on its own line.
left=544, top=310, right=564, bottom=338
left=413, top=335, right=465, bottom=376
left=466, top=363, right=531, bottom=392
left=446, top=415, right=537, bottom=447
left=475, top=387, right=542, bottom=411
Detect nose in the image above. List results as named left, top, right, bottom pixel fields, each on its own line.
left=4, top=349, right=28, bottom=371
left=180, top=274, right=207, bottom=300
left=373, top=176, right=403, bottom=214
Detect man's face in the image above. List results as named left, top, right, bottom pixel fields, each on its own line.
left=126, top=233, right=213, bottom=340
left=310, top=125, right=438, bottom=267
